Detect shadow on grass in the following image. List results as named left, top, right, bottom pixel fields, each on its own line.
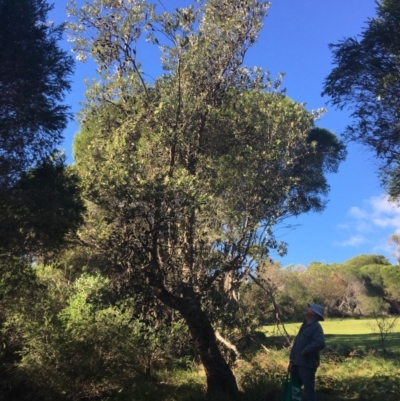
left=125, top=375, right=206, bottom=401
left=259, top=331, right=400, bottom=355
left=242, top=366, right=400, bottom=401
left=246, top=332, right=400, bottom=401
left=324, top=332, right=400, bottom=357
left=113, top=361, right=400, bottom=401
left=115, top=331, right=400, bottom=401
left=241, top=330, right=289, bottom=352
left=316, top=373, right=400, bottom=401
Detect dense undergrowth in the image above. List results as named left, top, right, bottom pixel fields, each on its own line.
left=79, top=331, right=400, bottom=401
left=2, top=261, right=399, bottom=401
left=100, top=348, right=400, bottom=401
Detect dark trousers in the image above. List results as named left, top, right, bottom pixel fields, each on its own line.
left=292, top=365, right=317, bottom=401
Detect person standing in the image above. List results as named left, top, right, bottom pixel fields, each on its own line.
left=288, top=303, right=326, bottom=401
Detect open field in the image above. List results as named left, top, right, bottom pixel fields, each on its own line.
left=262, top=318, right=400, bottom=353
left=263, top=318, right=400, bottom=336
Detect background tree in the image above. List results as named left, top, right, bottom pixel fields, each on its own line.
left=67, top=0, right=345, bottom=397
left=0, top=0, right=73, bottom=189
left=0, top=2, right=84, bottom=398
left=335, top=264, right=367, bottom=315
left=343, top=254, right=391, bottom=270
left=301, top=262, right=347, bottom=316
left=0, top=0, right=84, bottom=261
left=239, top=260, right=292, bottom=344
left=369, top=311, right=399, bottom=353
left=380, top=265, right=400, bottom=313
left=276, top=265, right=309, bottom=321
left=344, top=255, right=392, bottom=314
left=388, top=233, right=400, bottom=264
left=323, top=0, right=400, bottom=198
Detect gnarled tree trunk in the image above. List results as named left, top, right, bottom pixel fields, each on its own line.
left=157, top=289, right=240, bottom=399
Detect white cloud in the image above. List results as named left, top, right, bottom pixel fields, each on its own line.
left=341, top=195, right=400, bottom=232
left=372, top=240, right=393, bottom=255
left=355, top=220, right=374, bottom=233
left=369, top=196, right=400, bottom=215
left=372, top=216, right=400, bottom=228
left=335, top=195, right=400, bottom=258
left=334, top=235, right=368, bottom=247
left=348, top=206, right=369, bottom=220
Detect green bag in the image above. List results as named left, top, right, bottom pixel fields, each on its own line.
left=280, top=373, right=302, bottom=401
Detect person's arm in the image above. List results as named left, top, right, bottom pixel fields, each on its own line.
left=289, top=342, right=295, bottom=362
left=288, top=331, right=299, bottom=371
left=302, top=324, right=325, bottom=355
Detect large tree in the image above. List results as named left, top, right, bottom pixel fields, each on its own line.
left=0, top=3, right=84, bottom=396
left=322, top=0, right=400, bottom=197
left=0, top=0, right=74, bottom=189
left=68, top=0, right=345, bottom=397
left=0, top=0, right=84, bottom=259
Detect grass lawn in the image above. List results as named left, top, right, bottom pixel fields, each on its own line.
left=262, top=317, right=400, bottom=353
left=256, top=318, right=400, bottom=400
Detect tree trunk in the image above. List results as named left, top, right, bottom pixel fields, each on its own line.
left=180, top=301, right=240, bottom=399
left=157, top=289, right=240, bottom=398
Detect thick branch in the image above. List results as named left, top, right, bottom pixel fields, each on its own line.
left=248, top=272, right=291, bottom=342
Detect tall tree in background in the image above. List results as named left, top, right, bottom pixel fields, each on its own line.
left=0, top=0, right=74, bottom=189
left=68, top=0, right=345, bottom=397
left=0, top=0, right=84, bottom=259
left=388, top=233, right=400, bottom=264
left=323, top=0, right=400, bottom=198
left=0, top=3, right=84, bottom=397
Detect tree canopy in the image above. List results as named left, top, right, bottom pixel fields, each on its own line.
left=323, top=0, right=400, bottom=197
left=0, top=0, right=84, bottom=260
left=0, top=0, right=74, bottom=189
left=67, top=0, right=345, bottom=396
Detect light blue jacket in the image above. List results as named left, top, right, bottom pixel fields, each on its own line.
left=289, top=320, right=325, bottom=370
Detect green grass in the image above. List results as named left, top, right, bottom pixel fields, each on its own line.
left=255, top=318, right=400, bottom=400
left=263, top=317, right=400, bottom=335
left=108, top=318, right=400, bottom=400
left=262, top=317, right=400, bottom=353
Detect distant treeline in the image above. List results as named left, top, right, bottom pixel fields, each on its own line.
left=242, top=254, right=400, bottom=324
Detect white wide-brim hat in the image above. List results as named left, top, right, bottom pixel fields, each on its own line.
left=308, top=303, right=325, bottom=321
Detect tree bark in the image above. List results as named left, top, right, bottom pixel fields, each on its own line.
left=157, top=289, right=240, bottom=398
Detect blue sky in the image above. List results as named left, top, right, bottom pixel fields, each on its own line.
left=50, top=0, right=400, bottom=267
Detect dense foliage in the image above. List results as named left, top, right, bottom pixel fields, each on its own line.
left=2, top=0, right=400, bottom=400
left=0, top=252, right=399, bottom=401
left=0, top=0, right=84, bottom=261
left=323, top=0, right=400, bottom=198
left=0, top=1, right=84, bottom=399
left=67, top=0, right=345, bottom=396
left=0, top=0, right=73, bottom=188
left=0, top=155, right=84, bottom=260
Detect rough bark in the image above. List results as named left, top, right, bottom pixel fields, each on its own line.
left=157, top=288, right=240, bottom=398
